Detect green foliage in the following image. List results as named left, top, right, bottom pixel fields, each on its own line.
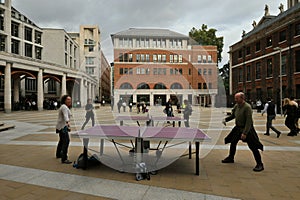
left=219, top=62, right=230, bottom=95
left=189, top=24, right=224, bottom=63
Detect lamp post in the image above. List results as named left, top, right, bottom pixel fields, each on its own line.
left=274, top=47, right=282, bottom=115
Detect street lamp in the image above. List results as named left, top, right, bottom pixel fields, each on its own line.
left=274, top=47, right=282, bottom=115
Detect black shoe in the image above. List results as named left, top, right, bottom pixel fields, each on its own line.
left=62, top=160, right=72, bottom=164
left=287, top=132, right=295, bottom=136
left=222, top=157, right=234, bottom=163
left=264, top=133, right=270, bottom=136
left=276, top=132, right=281, bottom=138
left=253, top=163, right=264, bottom=172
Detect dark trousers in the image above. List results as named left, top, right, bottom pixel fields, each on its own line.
left=285, top=116, right=297, bottom=134
left=56, top=127, right=70, bottom=161
left=266, top=115, right=280, bottom=134
left=81, top=114, right=95, bottom=130
left=228, top=133, right=262, bottom=165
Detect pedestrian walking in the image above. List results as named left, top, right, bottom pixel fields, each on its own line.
left=222, top=92, right=264, bottom=172
left=283, top=98, right=298, bottom=136
left=261, top=97, right=281, bottom=138
left=182, top=99, right=192, bottom=127
left=81, top=98, right=95, bottom=130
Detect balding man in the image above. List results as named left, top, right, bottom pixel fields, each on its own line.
left=222, top=92, right=264, bottom=172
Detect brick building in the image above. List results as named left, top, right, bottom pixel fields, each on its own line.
left=111, top=28, right=218, bottom=107
left=229, top=1, right=300, bottom=109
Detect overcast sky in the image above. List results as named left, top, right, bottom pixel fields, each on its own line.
left=12, top=0, right=284, bottom=67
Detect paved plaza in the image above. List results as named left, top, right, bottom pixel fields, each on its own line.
left=0, top=105, right=299, bottom=200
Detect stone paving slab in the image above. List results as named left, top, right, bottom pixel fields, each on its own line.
left=0, top=107, right=299, bottom=199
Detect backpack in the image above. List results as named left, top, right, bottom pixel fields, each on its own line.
left=73, top=153, right=100, bottom=170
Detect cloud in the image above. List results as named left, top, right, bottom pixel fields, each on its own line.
left=12, top=0, right=284, bottom=66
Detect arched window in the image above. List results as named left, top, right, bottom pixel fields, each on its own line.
left=137, top=83, right=150, bottom=89
left=170, top=83, right=183, bottom=89
left=154, top=83, right=167, bottom=89
left=120, top=83, right=133, bottom=89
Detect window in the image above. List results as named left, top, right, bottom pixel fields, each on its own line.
left=0, top=9, right=4, bottom=31
left=198, top=69, right=202, bottom=75
left=296, top=50, right=300, bottom=72
left=145, top=54, right=150, bottom=62
left=24, top=27, right=32, bottom=41
left=86, top=67, right=94, bottom=75
left=11, top=22, right=19, bottom=37
left=25, top=43, right=32, bottom=57
left=123, top=53, right=128, bottom=62
left=129, top=54, right=133, bottom=62
left=246, top=65, right=251, bottom=81
left=153, top=54, right=157, bottom=62
left=25, top=78, right=37, bottom=92
left=208, top=83, right=212, bottom=89
left=189, top=68, right=192, bottom=75
left=179, top=54, right=183, bottom=63
left=202, top=55, right=207, bottom=63
left=246, top=46, right=251, bottom=55
left=157, top=54, right=162, bottom=62
left=162, top=54, right=167, bottom=62
left=238, top=50, right=242, bottom=58
left=0, top=34, right=5, bottom=51
left=65, top=53, right=67, bottom=65
left=119, top=68, right=123, bottom=75
left=198, top=83, right=202, bottom=89
left=208, top=69, right=212, bottom=75
left=267, top=58, right=273, bottom=77
left=238, top=68, right=243, bottom=82
left=88, top=46, right=94, bottom=52
left=279, top=30, right=286, bottom=42
left=256, top=41, right=261, bottom=51
left=120, top=83, right=133, bottom=89
left=86, top=57, right=95, bottom=65
left=203, top=83, right=207, bottom=89
left=197, top=55, right=202, bottom=63
left=256, top=62, right=261, bottom=79
left=170, top=55, right=173, bottom=63
left=266, top=36, right=272, bottom=47
left=11, top=39, right=19, bottom=54
left=282, top=55, right=287, bottom=75
left=170, top=83, right=183, bottom=89
left=295, top=23, right=300, bottom=36
left=174, top=54, right=178, bottom=63
left=47, top=79, right=56, bottom=94
left=141, top=54, right=145, bottom=62
left=35, top=46, right=42, bottom=60
left=203, top=69, right=207, bottom=75
left=64, top=38, right=68, bottom=51
left=35, top=31, right=42, bottom=44
left=136, top=54, right=140, bottom=62
left=119, top=53, right=123, bottom=62
left=208, top=55, right=212, bottom=63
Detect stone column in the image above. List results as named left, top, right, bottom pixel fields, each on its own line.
left=4, top=63, right=12, bottom=113
left=13, top=77, right=20, bottom=103
left=150, top=93, right=154, bottom=106
left=61, top=73, right=67, bottom=96
left=37, top=69, right=44, bottom=111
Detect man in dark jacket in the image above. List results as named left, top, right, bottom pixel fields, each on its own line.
left=222, top=92, right=264, bottom=172
left=261, top=97, right=281, bottom=138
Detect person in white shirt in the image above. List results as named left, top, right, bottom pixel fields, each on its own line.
left=55, top=95, right=72, bottom=164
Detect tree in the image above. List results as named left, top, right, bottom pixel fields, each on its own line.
left=189, top=24, right=224, bottom=63
left=219, top=62, right=230, bottom=95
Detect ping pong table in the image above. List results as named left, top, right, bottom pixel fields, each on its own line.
left=73, top=125, right=210, bottom=177
left=115, top=115, right=185, bottom=127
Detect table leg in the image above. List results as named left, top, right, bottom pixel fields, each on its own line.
left=189, top=142, right=192, bottom=159
left=100, top=139, right=104, bottom=156
left=195, top=141, right=200, bottom=175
